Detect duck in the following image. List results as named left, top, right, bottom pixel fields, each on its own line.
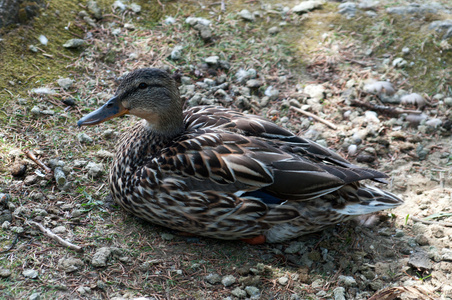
left=77, top=68, right=403, bottom=243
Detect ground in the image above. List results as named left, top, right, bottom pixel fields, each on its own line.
left=0, top=0, right=451, bottom=299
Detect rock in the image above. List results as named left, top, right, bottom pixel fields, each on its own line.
left=268, top=26, right=280, bottom=34
left=338, top=2, right=357, bottom=18
left=392, top=57, right=407, bottom=68
left=264, top=86, right=279, bottom=100
left=222, top=275, right=236, bottom=287
left=333, top=287, right=346, bottom=300
left=30, top=106, right=41, bottom=116
left=24, top=174, right=38, bottom=185
left=96, top=149, right=114, bottom=158
left=246, top=79, right=263, bottom=88
left=29, top=293, right=41, bottom=300
left=231, top=287, right=247, bottom=298
left=293, top=1, right=324, bottom=14
left=278, top=276, right=289, bottom=286
left=238, top=275, right=261, bottom=286
left=338, top=275, right=357, bottom=287
left=52, top=226, right=66, bottom=234
left=160, top=233, right=174, bottom=241
left=205, top=55, right=219, bottom=65
left=92, top=247, right=111, bottom=267
left=87, top=0, right=102, bottom=19
left=63, top=39, right=86, bottom=48
left=245, top=286, right=260, bottom=297
left=170, top=45, right=183, bottom=60
left=0, top=209, right=12, bottom=225
left=408, top=250, right=432, bottom=270
left=31, top=87, right=56, bottom=95
left=57, top=78, right=74, bottom=89
left=0, top=268, right=12, bottom=278
left=77, top=133, right=93, bottom=143
left=130, top=3, right=141, bottom=13
left=103, top=129, right=114, bottom=139
left=86, top=162, right=103, bottom=178
left=185, top=17, right=211, bottom=27
left=285, top=241, right=306, bottom=254
left=205, top=273, right=221, bottom=284
left=442, top=249, right=452, bottom=261
left=77, top=286, right=91, bottom=295
left=193, top=23, right=212, bottom=41
left=363, top=81, right=395, bottom=95
left=124, top=23, right=135, bottom=30
left=23, top=269, right=38, bottom=279
left=415, top=234, right=429, bottom=246
left=11, top=162, right=27, bottom=177
left=239, top=9, right=255, bottom=21
left=58, top=257, right=84, bottom=273
left=304, top=84, right=325, bottom=100
left=11, top=226, right=25, bottom=234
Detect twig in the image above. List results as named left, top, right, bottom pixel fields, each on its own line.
left=27, top=220, right=83, bottom=252
left=23, top=150, right=52, bottom=174
left=412, top=217, right=452, bottom=227
left=350, top=99, right=422, bottom=117
left=291, top=107, right=337, bottom=130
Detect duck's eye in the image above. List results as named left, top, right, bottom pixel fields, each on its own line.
left=138, top=83, right=147, bottom=89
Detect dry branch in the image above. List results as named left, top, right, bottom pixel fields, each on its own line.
left=291, top=107, right=337, bottom=130
left=23, top=150, right=52, bottom=174
left=412, top=217, right=452, bottom=228
left=350, top=99, right=422, bottom=117
left=27, top=220, right=83, bottom=252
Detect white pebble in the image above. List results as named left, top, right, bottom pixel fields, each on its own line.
left=348, top=144, right=358, bottom=156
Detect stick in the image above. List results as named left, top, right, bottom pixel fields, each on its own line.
left=23, top=150, right=52, bottom=174
left=350, top=99, right=422, bottom=117
left=412, top=217, right=452, bottom=227
left=27, top=220, right=83, bottom=252
left=291, top=107, right=337, bottom=130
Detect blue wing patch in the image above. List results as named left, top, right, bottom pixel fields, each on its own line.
left=243, top=190, right=283, bottom=205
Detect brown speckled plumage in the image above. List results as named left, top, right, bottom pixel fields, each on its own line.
left=78, top=68, right=403, bottom=243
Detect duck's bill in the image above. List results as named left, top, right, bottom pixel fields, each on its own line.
left=77, top=96, right=128, bottom=127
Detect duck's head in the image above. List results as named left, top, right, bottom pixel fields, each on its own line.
left=77, top=68, right=183, bottom=136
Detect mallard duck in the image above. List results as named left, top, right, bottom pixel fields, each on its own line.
left=77, top=68, right=403, bottom=243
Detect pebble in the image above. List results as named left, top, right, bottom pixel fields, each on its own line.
left=231, top=287, right=247, bottom=298
left=264, top=86, right=279, bottom=100
left=304, top=84, right=325, bottom=100
left=11, top=162, right=27, bottom=177
left=245, top=286, right=260, bottom=297
left=293, top=0, right=323, bottom=14
left=52, top=226, right=66, bottom=234
left=0, top=268, right=12, bottom=278
left=29, top=293, right=41, bottom=300
left=86, top=162, right=103, bottom=178
left=57, top=78, right=74, bottom=89
left=278, top=276, right=289, bottom=286
left=31, top=106, right=41, bottom=116
left=71, top=209, right=84, bottom=218
left=24, top=175, right=38, bottom=185
left=63, top=39, right=86, bottom=48
left=193, top=23, right=212, bottom=41
left=58, top=257, right=84, bottom=273
left=103, top=129, right=114, bottom=139
left=96, top=149, right=115, bottom=158
left=77, top=286, right=91, bottom=295
left=29, top=45, right=38, bottom=52
left=77, top=133, right=93, bottom=143
left=268, top=26, right=280, bottom=34
left=130, top=3, right=141, bottom=13
left=442, top=249, right=452, bottom=261
left=246, top=79, right=263, bottom=88
left=338, top=2, right=357, bottom=18
left=160, top=233, right=174, bottom=241
left=205, top=273, right=221, bottom=284
left=392, top=57, right=407, bottom=68
left=205, top=55, right=220, bottom=65
left=222, top=275, right=236, bottom=287
left=408, top=250, right=432, bottom=270
left=170, top=45, right=183, bottom=60
left=92, top=247, right=111, bottom=267
left=338, top=275, right=357, bottom=287
left=333, top=287, right=346, bottom=300
left=285, top=241, right=305, bottom=254
left=23, top=269, right=39, bottom=279
left=239, top=9, right=255, bottom=21
left=124, top=23, right=135, bottom=30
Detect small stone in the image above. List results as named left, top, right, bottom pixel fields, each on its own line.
left=239, top=9, right=255, bottom=21
left=77, top=286, right=91, bottom=295
left=58, top=257, right=84, bottom=273
left=96, top=149, right=114, bottom=158
left=285, top=241, right=305, bottom=254
left=246, top=79, right=263, bottom=88
left=402, top=47, right=410, bottom=54
left=278, top=276, right=289, bottom=286
left=92, top=247, right=111, bottom=267
left=442, top=249, right=452, bottom=261
left=304, top=84, right=325, bottom=100
left=11, top=162, right=27, bottom=177
left=0, top=268, right=12, bottom=278
left=392, top=57, right=407, bottom=68
left=29, top=45, right=38, bottom=52
left=124, top=23, right=135, bottom=30
left=87, top=0, right=102, bottom=19
left=63, top=39, right=85, bottom=48
left=57, top=78, right=74, bottom=89
left=333, top=287, right=346, bottom=300
left=31, top=106, right=41, bottom=116
left=52, top=226, right=66, bottom=234
left=85, top=162, right=103, bottom=178
left=222, top=274, right=236, bottom=287
left=193, top=23, right=212, bottom=41
left=338, top=2, right=357, bottom=18
left=293, top=1, right=323, bottom=14
left=338, top=275, right=356, bottom=287
left=24, top=175, right=38, bottom=185
left=231, top=287, right=247, bottom=298
left=205, top=273, right=221, bottom=284
left=408, top=250, right=432, bottom=270
left=245, top=286, right=260, bottom=297
left=205, top=55, right=219, bottom=65
left=268, top=26, right=280, bottom=34
left=444, top=97, right=452, bottom=107
left=130, top=3, right=141, bottom=13
left=170, top=45, right=183, bottom=60
left=77, top=133, right=93, bottom=144
left=160, top=233, right=174, bottom=241
left=181, top=76, right=192, bottom=85
left=23, top=269, right=39, bottom=279
left=71, top=209, right=83, bottom=218
left=29, top=293, right=41, bottom=300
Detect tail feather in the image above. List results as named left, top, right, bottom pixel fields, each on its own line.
left=335, top=185, right=403, bottom=215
